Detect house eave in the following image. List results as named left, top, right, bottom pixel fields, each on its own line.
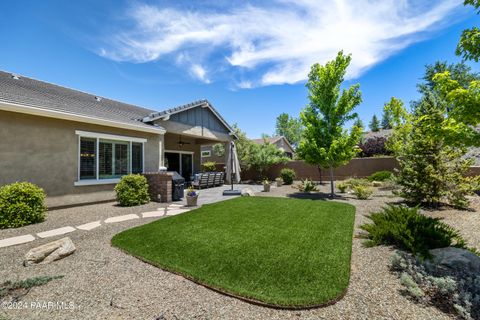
left=0, top=100, right=166, bottom=135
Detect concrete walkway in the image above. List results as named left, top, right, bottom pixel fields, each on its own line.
left=0, top=184, right=263, bottom=249
left=0, top=204, right=190, bottom=249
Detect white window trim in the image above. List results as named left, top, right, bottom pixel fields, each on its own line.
left=75, top=130, right=147, bottom=143
left=76, top=131, right=147, bottom=186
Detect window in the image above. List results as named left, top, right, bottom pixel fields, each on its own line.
left=76, top=131, right=146, bottom=185
left=201, top=150, right=211, bottom=157
left=80, top=138, right=96, bottom=179
left=132, top=142, right=143, bottom=174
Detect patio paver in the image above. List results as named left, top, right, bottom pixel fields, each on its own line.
left=104, top=214, right=139, bottom=224
left=76, top=221, right=102, bottom=231
left=0, top=234, right=36, bottom=248
left=142, top=210, right=166, bottom=218
left=166, top=208, right=191, bottom=216
left=37, top=226, right=76, bottom=239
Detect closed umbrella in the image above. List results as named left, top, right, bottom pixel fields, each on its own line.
left=223, top=141, right=242, bottom=195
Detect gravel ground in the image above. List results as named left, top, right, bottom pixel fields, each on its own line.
left=1, top=183, right=470, bottom=320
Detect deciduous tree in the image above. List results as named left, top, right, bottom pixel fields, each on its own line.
left=297, top=51, right=362, bottom=197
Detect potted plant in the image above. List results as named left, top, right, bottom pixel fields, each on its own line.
left=263, top=179, right=271, bottom=192
left=275, top=177, right=283, bottom=187
left=186, top=186, right=199, bottom=207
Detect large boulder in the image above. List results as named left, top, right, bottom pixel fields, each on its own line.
left=24, top=237, right=75, bottom=266
left=241, top=188, right=255, bottom=197
left=423, top=247, right=480, bottom=278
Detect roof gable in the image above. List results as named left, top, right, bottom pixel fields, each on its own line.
left=142, top=99, right=236, bottom=137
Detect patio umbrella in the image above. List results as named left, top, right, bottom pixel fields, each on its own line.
left=223, top=141, right=242, bottom=195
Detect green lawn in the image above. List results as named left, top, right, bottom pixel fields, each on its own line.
left=112, top=197, right=355, bottom=308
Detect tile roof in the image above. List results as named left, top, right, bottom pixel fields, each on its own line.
left=0, top=71, right=161, bottom=131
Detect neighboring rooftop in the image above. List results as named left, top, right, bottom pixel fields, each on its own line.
left=252, top=136, right=287, bottom=145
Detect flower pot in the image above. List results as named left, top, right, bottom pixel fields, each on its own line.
left=263, top=184, right=271, bottom=192
left=276, top=180, right=283, bottom=187
left=186, top=195, right=198, bottom=207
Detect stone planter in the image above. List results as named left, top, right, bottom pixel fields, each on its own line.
left=186, top=195, right=198, bottom=207
left=263, top=183, right=271, bottom=192
left=276, top=179, right=283, bottom=187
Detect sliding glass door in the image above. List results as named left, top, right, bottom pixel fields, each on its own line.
left=165, top=151, right=193, bottom=181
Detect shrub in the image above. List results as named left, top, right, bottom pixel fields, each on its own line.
left=352, top=185, right=373, bottom=199
left=296, top=179, right=318, bottom=192
left=391, top=250, right=480, bottom=319
left=368, top=170, right=393, bottom=182
left=358, top=136, right=391, bottom=157
left=279, top=168, right=296, bottom=185
left=344, top=178, right=371, bottom=188
left=0, top=182, right=47, bottom=229
left=337, top=182, right=348, bottom=193
left=360, top=205, right=468, bottom=258
left=114, top=174, right=150, bottom=207
left=202, top=161, right=217, bottom=172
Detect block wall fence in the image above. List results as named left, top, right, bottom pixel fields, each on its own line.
left=240, top=157, right=480, bottom=181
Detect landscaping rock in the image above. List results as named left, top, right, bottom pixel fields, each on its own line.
left=423, top=247, right=480, bottom=278
left=241, top=188, right=255, bottom=197
left=372, top=181, right=382, bottom=187
left=24, top=237, right=75, bottom=266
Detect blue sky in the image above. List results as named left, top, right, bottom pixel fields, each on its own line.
left=0, top=0, right=478, bottom=138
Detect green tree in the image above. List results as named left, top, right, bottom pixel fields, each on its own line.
left=380, top=111, right=391, bottom=130
left=369, top=114, right=380, bottom=132
left=394, top=92, right=479, bottom=208
left=212, top=143, right=225, bottom=157
left=231, top=123, right=254, bottom=170
left=247, top=141, right=288, bottom=179
left=275, top=113, right=303, bottom=148
left=353, top=117, right=364, bottom=129
left=456, top=0, right=480, bottom=62
left=297, top=51, right=363, bottom=197
left=381, top=97, right=404, bottom=130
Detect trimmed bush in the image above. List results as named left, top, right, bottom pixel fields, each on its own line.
left=368, top=170, right=393, bottom=182
left=344, top=178, right=370, bottom=188
left=360, top=205, right=468, bottom=258
left=202, top=161, right=217, bottom=172
left=0, top=182, right=47, bottom=229
left=114, top=174, right=150, bottom=207
left=352, top=185, right=373, bottom=199
left=279, top=168, right=296, bottom=185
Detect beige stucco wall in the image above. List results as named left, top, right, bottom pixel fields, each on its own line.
left=0, top=110, right=162, bottom=207
left=160, top=118, right=233, bottom=173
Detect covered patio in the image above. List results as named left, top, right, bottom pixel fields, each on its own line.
left=142, top=100, right=236, bottom=181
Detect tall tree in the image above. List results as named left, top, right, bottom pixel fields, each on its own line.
left=231, top=123, right=254, bottom=170
left=380, top=111, right=391, bottom=130
left=369, top=114, right=380, bottom=132
left=456, top=0, right=480, bottom=62
left=394, top=92, right=479, bottom=208
left=275, top=113, right=303, bottom=148
left=353, top=117, right=364, bottom=129
left=297, top=51, right=362, bottom=197
left=381, top=97, right=404, bottom=130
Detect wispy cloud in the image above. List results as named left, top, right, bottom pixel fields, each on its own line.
left=99, top=0, right=464, bottom=87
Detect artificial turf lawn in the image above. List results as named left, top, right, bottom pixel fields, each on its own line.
left=112, top=197, right=355, bottom=308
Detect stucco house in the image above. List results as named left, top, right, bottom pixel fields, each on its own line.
left=0, top=71, right=235, bottom=207
left=252, top=136, right=295, bottom=158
